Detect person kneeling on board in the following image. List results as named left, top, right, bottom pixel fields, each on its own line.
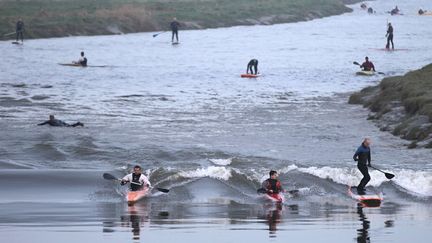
left=73, top=51, right=87, bottom=67
left=121, top=165, right=151, bottom=191
left=353, top=138, right=372, bottom=195
left=262, top=170, right=285, bottom=194
left=360, top=57, right=375, bottom=72
left=247, top=59, right=259, bottom=75
left=38, top=115, right=84, bottom=127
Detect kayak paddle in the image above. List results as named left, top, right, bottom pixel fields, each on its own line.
left=369, top=166, right=395, bottom=179
left=102, top=173, right=170, bottom=193
left=257, top=188, right=299, bottom=195
left=152, top=31, right=167, bottom=38
left=353, top=61, right=385, bottom=75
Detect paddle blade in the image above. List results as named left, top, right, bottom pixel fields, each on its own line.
left=288, top=189, right=299, bottom=194
left=103, top=173, right=118, bottom=180
left=152, top=34, right=157, bottom=37
left=156, top=188, right=169, bottom=193
left=385, top=173, right=395, bottom=179
left=353, top=61, right=360, bottom=65
left=257, top=188, right=267, bottom=194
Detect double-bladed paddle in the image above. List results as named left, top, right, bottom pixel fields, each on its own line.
left=103, top=173, right=169, bottom=193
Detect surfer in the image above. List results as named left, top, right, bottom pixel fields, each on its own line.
left=170, top=17, right=180, bottom=43
left=121, top=165, right=151, bottom=191
left=353, top=138, right=372, bottom=194
left=261, top=170, right=284, bottom=194
left=247, top=59, right=259, bottom=75
left=360, top=57, right=375, bottom=71
left=385, top=23, right=394, bottom=50
left=38, top=115, right=84, bottom=127
left=390, top=6, right=399, bottom=15
left=16, top=18, right=24, bottom=43
left=73, top=51, right=87, bottom=66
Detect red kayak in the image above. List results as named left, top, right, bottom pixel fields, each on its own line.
left=264, top=193, right=285, bottom=203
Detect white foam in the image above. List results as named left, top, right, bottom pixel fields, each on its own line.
left=393, top=169, right=432, bottom=197
left=179, top=166, right=232, bottom=181
left=209, top=158, right=232, bottom=166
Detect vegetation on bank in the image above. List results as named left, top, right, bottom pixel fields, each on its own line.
left=349, top=64, right=432, bottom=148
left=0, top=0, right=357, bottom=39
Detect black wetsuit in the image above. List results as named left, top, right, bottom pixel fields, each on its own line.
left=170, top=21, right=180, bottom=42
left=386, top=25, right=394, bottom=49
left=16, top=20, right=24, bottom=42
left=353, top=143, right=371, bottom=192
left=80, top=57, right=88, bottom=67
left=262, top=178, right=283, bottom=193
left=38, top=119, right=83, bottom=127
left=247, top=59, right=258, bottom=74
left=368, top=7, right=374, bottom=14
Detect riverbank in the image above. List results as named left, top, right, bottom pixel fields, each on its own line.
left=0, top=0, right=359, bottom=39
left=349, top=64, right=432, bottom=148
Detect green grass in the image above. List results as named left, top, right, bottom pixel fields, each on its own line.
left=0, top=0, right=354, bottom=39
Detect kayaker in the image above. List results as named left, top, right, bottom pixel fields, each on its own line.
left=121, top=165, right=151, bottom=191
left=261, top=170, right=285, bottom=194
left=73, top=51, right=87, bottom=66
left=16, top=18, right=24, bottom=43
left=360, top=57, right=375, bottom=71
left=170, top=17, right=180, bottom=43
left=37, top=115, right=84, bottom=127
left=386, top=23, right=394, bottom=49
left=353, top=138, right=372, bottom=194
left=247, top=59, right=259, bottom=75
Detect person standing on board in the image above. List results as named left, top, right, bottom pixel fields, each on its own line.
left=246, top=59, right=259, bottom=75
left=121, top=165, right=151, bottom=192
left=386, top=23, right=394, bottom=50
left=360, top=57, right=375, bottom=72
left=73, top=51, right=87, bottom=66
left=170, top=17, right=181, bottom=43
left=16, top=18, right=25, bottom=43
left=353, top=138, right=372, bottom=194
left=261, top=170, right=285, bottom=195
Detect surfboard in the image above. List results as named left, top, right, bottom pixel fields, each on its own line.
left=172, top=42, right=180, bottom=45
left=369, top=48, right=410, bottom=51
left=241, top=74, right=261, bottom=78
left=348, top=186, right=382, bottom=207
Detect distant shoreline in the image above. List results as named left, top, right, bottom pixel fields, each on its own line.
left=0, top=0, right=361, bottom=40
left=349, top=64, right=432, bottom=149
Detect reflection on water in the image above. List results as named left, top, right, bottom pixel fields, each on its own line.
left=356, top=204, right=371, bottom=243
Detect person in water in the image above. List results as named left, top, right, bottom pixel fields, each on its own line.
left=16, top=18, right=24, bottom=42
left=360, top=3, right=367, bottom=9
left=121, top=165, right=151, bottom=191
left=367, top=7, right=374, bottom=14
left=170, top=17, right=180, bottom=43
left=38, top=115, right=84, bottom=127
left=353, top=138, right=372, bottom=194
left=247, top=59, right=259, bottom=75
left=360, top=57, right=375, bottom=72
left=418, top=9, right=426, bottom=15
left=262, top=170, right=284, bottom=194
left=73, top=51, right=87, bottom=66
left=386, top=23, right=394, bottom=49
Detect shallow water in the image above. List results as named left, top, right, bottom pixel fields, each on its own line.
left=1, top=0, right=432, bottom=242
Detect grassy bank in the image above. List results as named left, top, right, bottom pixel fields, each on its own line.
left=0, top=0, right=357, bottom=39
left=349, top=64, right=432, bottom=148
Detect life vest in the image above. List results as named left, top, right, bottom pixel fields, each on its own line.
left=130, top=173, right=143, bottom=191
left=266, top=179, right=281, bottom=193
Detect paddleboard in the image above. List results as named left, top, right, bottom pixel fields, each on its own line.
left=419, top=12, right=432, bottom=16
left=241, top=74, right=261, bottom=78
left=172, top=42, right=180, bottom=45
left=356, top=70, right=375, bottom=76
left=58, top=63, right=107, bottom=68
left=127, top=187, right=150, bottom=206
left=264, top=193, right=285, bottom=203
left=370, top=48, right=410, bottom=52
left=348, top=186, right=382, bottom=207
left=12, top=41, right=23, bottom=45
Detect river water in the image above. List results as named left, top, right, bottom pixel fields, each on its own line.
left=1, top=0, right=432, bottom=242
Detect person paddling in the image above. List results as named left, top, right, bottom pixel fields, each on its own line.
left=121, top=165, right=151, bottom=191
left=353, top=138, right=372, bottom=194
left=73, top=51, right=87, bottom=66
left=16, top=18, right=25, bottom=43
left=38, top=115, right=84, bottom=127
left=386, top=23, right=394, bottom=50
left=360, top=57, right=375, bottom=72
left=390, top=6, right=399, bottom=15
left=170, top=17, right=181, bottom=43
left=247, top=59, right=259, bottom=75
left=418, top=9, right=427, bottom=15
left=261, top=170, right=285, bottom=195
